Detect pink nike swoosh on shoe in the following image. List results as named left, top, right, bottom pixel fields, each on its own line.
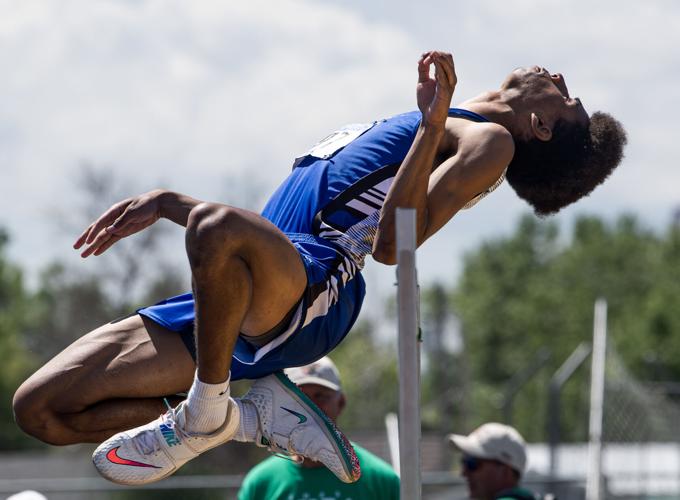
left=93, top=399, right=241, bottom=485
left=106, top=447, right=161, bottom=468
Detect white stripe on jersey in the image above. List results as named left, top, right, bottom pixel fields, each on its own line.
left=373, top=178, right=393, bottom=196
left=360, top=190, right=385, bottom=206
left=346, top=199, right=379, bottom=215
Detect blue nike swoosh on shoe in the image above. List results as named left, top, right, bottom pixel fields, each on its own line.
left=280, top=406, right=308, bottom=424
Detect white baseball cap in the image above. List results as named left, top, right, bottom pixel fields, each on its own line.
left=448, top=422, right=527, bottom=475
left=284, top=356, right=342, bottom=392
left=6, top=492, right=48, bottom=500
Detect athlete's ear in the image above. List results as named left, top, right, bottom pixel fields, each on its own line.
left=530, top=113, right=552, bottom=142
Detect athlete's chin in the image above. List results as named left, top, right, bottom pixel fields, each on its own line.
left=501, top=67, right=542, bottom=93
left=501, top=68, right=527, bottom=89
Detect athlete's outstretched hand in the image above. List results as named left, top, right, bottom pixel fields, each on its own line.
left=74, top=189, right=164, bottom=257
left=417, top=51, right=457, bottom=128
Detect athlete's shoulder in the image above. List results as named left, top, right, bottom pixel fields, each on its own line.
left=456, top=121, right=515, bottom=172
left=463, top=121, right=514, bottom=153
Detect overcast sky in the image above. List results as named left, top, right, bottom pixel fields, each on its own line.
left=1, top=0, right=678, bottom=313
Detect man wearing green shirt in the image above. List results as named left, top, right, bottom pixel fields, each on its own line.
left=448, top=423, right=537, bottom=500
left=238, top=357, right=400, bottom=500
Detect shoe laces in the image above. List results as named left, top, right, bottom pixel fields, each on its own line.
left=257, top=431, right=302, bottom=464
left=134, top=399, right=189, bottom=455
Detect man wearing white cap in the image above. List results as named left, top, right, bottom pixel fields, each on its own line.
left=238, top=356, right=400, bottom=499
left=448, top=423, right=537, bottom=500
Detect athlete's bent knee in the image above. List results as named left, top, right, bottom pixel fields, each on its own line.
left=13, top=382, right=73, bottom=445
left=186, top=203, right=248, bottom=268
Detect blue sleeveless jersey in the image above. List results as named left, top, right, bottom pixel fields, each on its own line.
left=262, top=108, right=489, bottom=267
left=139, top=108, right=490, bottom=380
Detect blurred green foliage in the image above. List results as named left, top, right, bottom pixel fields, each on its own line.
left=0, top=229, right=38, bottom=449
left=3, top=208, right=680, bottom=455
left=451, top=213, right=680, bottom=442
left=331, top=319, right=399, bottom=431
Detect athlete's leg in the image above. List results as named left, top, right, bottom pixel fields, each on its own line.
left=183, top=202, right=306, bottom=385
left=12, top=315, right=195, bottom=445
left=14, top=202, right=306, bottom=446
left=90, top=204, right=361, bottom=485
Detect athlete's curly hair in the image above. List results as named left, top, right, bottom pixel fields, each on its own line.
left=506, top=112, right=627, bottom=216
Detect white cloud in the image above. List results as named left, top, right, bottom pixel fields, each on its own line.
left=0, top=0, right=417, bottom=282
left=1, top=0, right=678, bottom=292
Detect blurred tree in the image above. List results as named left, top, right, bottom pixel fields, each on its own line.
left=421, top=213, right=680, bottom=443
left=23, top=262, right=121, bottom=361
left=62, top=163, right=188, bottom=304
left=0, top=229, right=41, bottom=449
left=420, top=283, right=470, bottom=433
left=23, top=165, right=189, bottom=363
left=330, top=319, right=399, bottom=431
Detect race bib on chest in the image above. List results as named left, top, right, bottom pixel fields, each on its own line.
left=296, top=121, right=380, bottom=163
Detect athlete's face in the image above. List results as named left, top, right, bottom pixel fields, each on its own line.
left=300, top=384, right=346, bottom=423
left=503, top=66, right=589, bottom=137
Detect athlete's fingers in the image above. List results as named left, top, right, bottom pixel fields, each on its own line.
left=80, top=235, right=103, bottom=258
left=418, top=54, right=433, bottom=83
left=417, top=61, right=429, bottom=83
left=80, top=226, right=114, bottom=258
left=107, top=204, right=152, bottom=237
left=429, top=50, right=444, bottom=61
left=419, top=51, right=433, bottom=62
left=93, top=233, right=122, bottom=256
left=433, top=53, right=456, bottom=90
left=441, top=52, right=457, bottom=87
left=74, top=223, right=95, bottom=249
left=432, top=57, right=450, bottom=90
left=86, top=214, right=116, bottom=245
left=107, top=210, right=132, bottom=234
left=434, top=54, right=455, bottom=89
left=86, top=199, right=132, bottom=244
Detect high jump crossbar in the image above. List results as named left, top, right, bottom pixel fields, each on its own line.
left=396, top=207, right=422, bottom=499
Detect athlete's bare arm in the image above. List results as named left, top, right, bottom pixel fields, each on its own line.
left=373, top=51, right=513, bottom=265
left=373, top=51, right=454, bottom=263
left=74, top=189, right=203, bottom=257
left=422, top=123, right=514, bottom=240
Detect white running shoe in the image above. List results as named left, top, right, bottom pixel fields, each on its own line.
left=240, top=371, right=361, bottom=483
left=92, top=399, right=239, bottom=485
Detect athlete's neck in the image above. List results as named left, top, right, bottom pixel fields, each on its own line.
left=458, top=90, right=524, bottom=138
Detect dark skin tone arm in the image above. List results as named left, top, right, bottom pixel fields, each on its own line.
left=75, top=52, right=512, bottom=264
left=373, top=51, right=514, bottom=265
left=74, top=189, right=202, bottom=257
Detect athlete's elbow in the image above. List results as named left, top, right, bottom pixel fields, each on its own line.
left=372, top=242, right=396, bottom=266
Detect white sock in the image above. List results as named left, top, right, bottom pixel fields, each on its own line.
left=183, top=371, right=231, bottom=434
left=232, top=399, right=259, bottom=442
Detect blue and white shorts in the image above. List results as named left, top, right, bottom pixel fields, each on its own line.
left=137, top=233, right=365, bottom=380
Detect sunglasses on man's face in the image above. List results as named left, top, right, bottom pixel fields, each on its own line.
left=461, top=455, right=483, bottom=471
left=461, top=455, right=502, bottom=472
